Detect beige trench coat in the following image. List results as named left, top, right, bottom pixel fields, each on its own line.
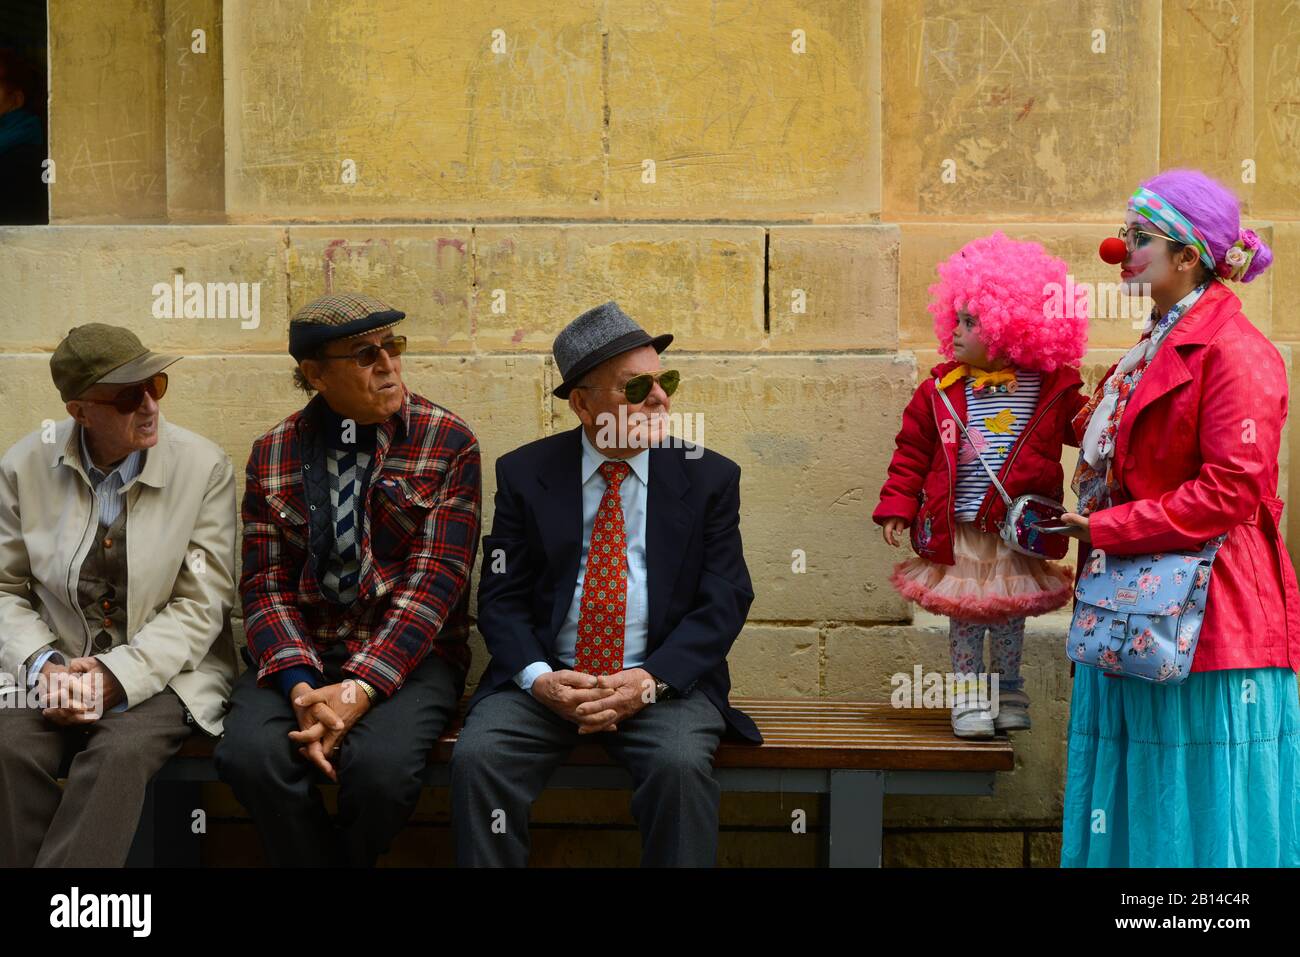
left=0, top=414, right=237, bottom=735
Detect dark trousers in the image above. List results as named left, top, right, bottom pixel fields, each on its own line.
left=450, top=685, right=726, bottom=867
left=214, top=644, right=461, bottom=867
left=0, top=689, right=191, bottom=867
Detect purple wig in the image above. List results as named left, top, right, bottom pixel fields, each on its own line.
left=1136, top=169, right=1273, bottom=282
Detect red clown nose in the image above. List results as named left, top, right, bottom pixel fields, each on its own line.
left=1099, top=237, right=1127, bottom=264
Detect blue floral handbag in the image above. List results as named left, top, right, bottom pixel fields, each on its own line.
left=1067, top=533, right=1227, bottom=683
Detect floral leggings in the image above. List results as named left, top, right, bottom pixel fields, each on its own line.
left=948, top=617, right=1025, bottom=693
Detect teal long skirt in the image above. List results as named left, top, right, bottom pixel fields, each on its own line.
left=1061, top=665, right=1300, bottom=867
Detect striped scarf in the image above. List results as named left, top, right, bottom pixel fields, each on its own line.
left=321, top=445, right=372, bottom=604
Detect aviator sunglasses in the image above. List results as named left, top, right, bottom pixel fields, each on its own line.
left=79, top=373, right=169, bottom=414
left=575, top=369, right=680, bottom=404
left=318, top=335, right=408, bottom=367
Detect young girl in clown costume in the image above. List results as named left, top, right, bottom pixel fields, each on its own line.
left=874, top=232, right=1089, bottom=739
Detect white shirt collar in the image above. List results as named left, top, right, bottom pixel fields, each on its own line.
left=580, top=428, right=649, bottom=488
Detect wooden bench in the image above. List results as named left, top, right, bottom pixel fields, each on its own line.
left=127, top=697, right=1013, bottom=868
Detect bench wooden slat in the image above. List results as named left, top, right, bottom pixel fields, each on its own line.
left=174, top=697, right=1012, bottom=772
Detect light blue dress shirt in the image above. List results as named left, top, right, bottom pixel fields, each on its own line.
left=78, top=425, right=143, bottom=528
left=26, top=427, right=141, bottom=712
left=513, top=429, right=650, bottom=693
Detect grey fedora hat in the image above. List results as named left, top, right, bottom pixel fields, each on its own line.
left=552, top=301, right=672, bottom=399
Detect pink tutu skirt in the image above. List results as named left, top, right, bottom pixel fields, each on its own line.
left=890, top=521, right=1073, bottom=623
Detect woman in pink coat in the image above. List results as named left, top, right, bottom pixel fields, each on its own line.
left=1059, top=168, right=1299, bottom=866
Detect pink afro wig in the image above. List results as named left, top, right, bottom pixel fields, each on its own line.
left=928, top=231, right=1088, bottom=373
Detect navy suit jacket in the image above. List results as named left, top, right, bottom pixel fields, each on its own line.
left=468, top=425, right=761, bottom=743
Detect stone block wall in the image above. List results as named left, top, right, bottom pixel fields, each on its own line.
left=5, top=0, right=1298, bottom=865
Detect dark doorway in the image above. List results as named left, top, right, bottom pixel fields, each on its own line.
left=0, top=0, right=49, bottom=224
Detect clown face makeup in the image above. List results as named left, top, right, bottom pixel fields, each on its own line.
left=951, top=309, right=1004, bottom=369
left=1118, top=210, right=1176, bottom=292
left=1118, top=210, right=1203, bottom=307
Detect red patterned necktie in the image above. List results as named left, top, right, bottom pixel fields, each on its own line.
left=573, top=461, right=631, bottom=676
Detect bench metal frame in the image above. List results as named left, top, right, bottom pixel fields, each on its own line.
left=128, top=759, right=997, bottom=868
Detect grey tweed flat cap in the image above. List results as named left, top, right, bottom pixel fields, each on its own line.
left=552, top=301, right=672, bottom=399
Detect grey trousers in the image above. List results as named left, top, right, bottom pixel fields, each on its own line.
left=0, top=688, right=191, bottom=867
left=450, top=685, right=727, bottom=867
left=214, top=646, right=462, bottom=867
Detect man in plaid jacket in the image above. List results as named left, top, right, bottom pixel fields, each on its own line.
left=215, top=292, right=481, bottom=867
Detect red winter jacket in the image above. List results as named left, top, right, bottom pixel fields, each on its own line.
left=873, top=361, right=1089, bottom=566
left=1083, top=281, right=1300, bottom=673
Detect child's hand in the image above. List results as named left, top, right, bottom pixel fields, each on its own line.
left=882, top=517, right=909, bottom=547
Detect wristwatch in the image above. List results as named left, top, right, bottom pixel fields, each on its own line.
left=653, top=678, right=674, bottom=701
left=353, top=678, right=379, bottom=702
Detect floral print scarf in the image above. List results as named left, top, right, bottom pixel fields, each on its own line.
left=1071, top=282, right=1211, bottom=515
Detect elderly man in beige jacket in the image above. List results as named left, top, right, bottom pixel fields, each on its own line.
left=0, top=324, right=237, bottom=867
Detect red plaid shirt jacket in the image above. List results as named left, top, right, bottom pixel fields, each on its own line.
left=240, top=389, right=480, bottom=698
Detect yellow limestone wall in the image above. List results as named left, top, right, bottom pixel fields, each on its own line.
left=4, top=0, right=1298, bottom=866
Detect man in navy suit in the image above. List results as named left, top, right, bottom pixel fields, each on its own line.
left=450, top=301, right=759, bottom=867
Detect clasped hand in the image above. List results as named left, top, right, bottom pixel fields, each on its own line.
left=40, top=657, right=124, bottom=726
left=288, top=680, right=372, bottom=781
left=531, top=667, right=658, bottom=734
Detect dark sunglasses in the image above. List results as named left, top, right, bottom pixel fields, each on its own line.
left=577, top=369, right=680, bottom=404
left=318, top=336, right=408, bottom=367
left=79, top=373, right=168, bottom=414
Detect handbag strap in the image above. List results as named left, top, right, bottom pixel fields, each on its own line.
left=933, top=377, right=1014, bottom=509
left=1198, top=530, right=1229, bottom=561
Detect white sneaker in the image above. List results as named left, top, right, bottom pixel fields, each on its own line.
left=993, top=689, right=1031, bottom=732
left=950, top=704, right=995, bottom=739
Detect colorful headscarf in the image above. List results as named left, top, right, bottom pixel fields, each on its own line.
left=1127, top=187, right=1214, bottom=270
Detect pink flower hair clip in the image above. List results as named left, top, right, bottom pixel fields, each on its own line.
left=1217, top=228, right=1260, bottom=281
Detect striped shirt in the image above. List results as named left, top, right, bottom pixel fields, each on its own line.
left=952, top=370, right=1041, bottom=521
left=78, top=426, right=144, bottom=527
